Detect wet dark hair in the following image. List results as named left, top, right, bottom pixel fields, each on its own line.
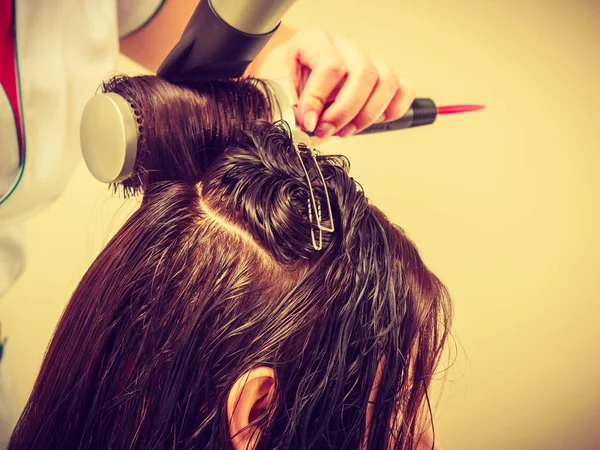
left=10, top=76, right=451, bottom=450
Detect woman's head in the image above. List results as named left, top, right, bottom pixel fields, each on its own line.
left=10, top=76, right=451, bottom=450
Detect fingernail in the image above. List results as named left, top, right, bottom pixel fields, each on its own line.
left=337, top=124, right=357, bottom=138
left=315, top=123, right=336, bottom=139
left=304, top=111, right=318, bottom=132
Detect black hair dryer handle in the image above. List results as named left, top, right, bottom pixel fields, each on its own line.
left=356, top=99, right=438, bottom=135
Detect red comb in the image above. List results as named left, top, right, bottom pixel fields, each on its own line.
left=437, top=104, right=486, bottom=115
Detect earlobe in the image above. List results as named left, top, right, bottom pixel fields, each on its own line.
left=227, top=367, right=276, bottom=450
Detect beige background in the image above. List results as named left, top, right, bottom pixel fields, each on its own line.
left=1, top=0, right=599, bottom=448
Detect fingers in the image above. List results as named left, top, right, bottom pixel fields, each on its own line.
left=381, top=78, right=416, bottom=123
left=292, top=30, right=348, bottom=132
left=339, top=57, right=401, bottom=135
left=289, top=29, right=416, bottom=138
left=313, top=34, right=379, bottom=138
left=330, top=71, right=415, bottom=138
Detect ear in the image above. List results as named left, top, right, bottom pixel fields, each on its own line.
left=227, top=367, right=275, bottom=450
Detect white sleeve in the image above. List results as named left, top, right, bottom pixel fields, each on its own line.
left=117, top=0, right=166, bottom=39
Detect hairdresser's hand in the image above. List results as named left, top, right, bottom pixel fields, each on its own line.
left=257, top=29, right=415, bottom=138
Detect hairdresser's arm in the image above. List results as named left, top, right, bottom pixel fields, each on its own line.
left=119, top=0, right=296, bottom=73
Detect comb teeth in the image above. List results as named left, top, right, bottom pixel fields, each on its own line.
left=437, top=105, right=486, bottom=115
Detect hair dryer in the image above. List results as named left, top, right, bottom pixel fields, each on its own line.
left=157, top=0, right=297, bottom=83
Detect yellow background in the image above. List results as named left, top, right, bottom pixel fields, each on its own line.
left=1, top=0, right=599, bottom=448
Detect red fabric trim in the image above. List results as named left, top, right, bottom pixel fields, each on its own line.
left=0, top=0, right=23, bottom=155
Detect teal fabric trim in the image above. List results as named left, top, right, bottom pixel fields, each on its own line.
left=0, top=0, right=26, bottom=206
left=0, top=337, right=7, bottom=362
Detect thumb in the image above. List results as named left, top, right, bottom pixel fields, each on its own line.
left=290, top=31, right=347, bottom=132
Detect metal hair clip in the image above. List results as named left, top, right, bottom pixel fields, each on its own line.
left=291, top=130, right=335, bottom=251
